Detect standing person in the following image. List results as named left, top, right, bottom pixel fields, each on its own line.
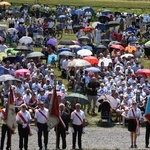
left=145, top=119, right=150, bottom=148
left=127, top=101, right=143, bottom=148
left=94, top=25, right=101, bottom=45
left=0, top=103, right=11, bottom=150
left=34, top=101, right=49, bottom=150
left=86, top=77, right=100, bottom=114
left=70, top=103, right=85, bottom=150
left=16, top=104, right=32, bottom=150
left=55, top=103, right=70, bottom=149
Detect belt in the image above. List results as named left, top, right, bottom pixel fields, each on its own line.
left=37, top=122, right=47, bottom=124
left=73, top=124, right=82, bottom=126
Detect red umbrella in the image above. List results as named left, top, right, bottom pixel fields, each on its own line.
left=83, top=56, right=99, bottom=65
left=83, top=26, right=94, bottom=32
left=110, top=44, right=124, bottom=50
left=14, top=69, right=30, bottom=77
left=136, top=69, right=150, bottom=77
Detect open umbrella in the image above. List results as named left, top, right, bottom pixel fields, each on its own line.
left=26, top=52, right=44, bottom=58
left=83, top=56, right=99, bottom=65
left=136, top=69, right=150, bottom=77
left=125, top=46, right=137, bottom=53
left=84, top=67, right=100, bottom=72
left=121, top=54, right=134, bottom=59
left=145, top=41, right=150, bottom=46
left=106, top=21, right=119, bottom=27
left=92, top=22, right=101, bottom=28
left=47, top=53, right=58, bottom=64
left=0, top=36, right=4, bottom=41
left=0, top=66, right=9, bottom=75
left=77, top=49, right=92, bottom=57
left=96, top=44, right=107, bottom=50
left=0, top=74, right=21, bottom=82
left=65, top=93, right=89, bottom=105
left=14, top=45, right=30, bottom=52
left=98, top=15, right=110, bottom=23
left=59, top=40, right=75, bottom=45
left=73, top=25, right=84, bottom=30
left=78, top=36, right=90, bottom=43
left=0, top=52, right=7, bottom=61
left=19, top=36, right=33, bottom=45
left=5, top=48, right=19, bottom=55
left=82, top=45, right=93, bottom=50
left=32, top=4, right=41, bottom=9
left=59, top=51, right=75, bottom=57
left=58, top=48, right=71, bottom=53
left=46, top=38, right=57, bottom=46
left=67, top=59, right=91, bottom=67
left=14, top=69, right=30, bottom=77
left=2, top=55, right=17, bottom=63
left=0, top=1, right=11, bottom=6
left=0, top=24, right=7, bottom=30
left=58, top=15, right=67, bottom=19
left=69, top=45, right=81, bottom=49
left=110, top=44, right=125, bottom=50
left=96, top=95, right=116, bottom=108
left=75, top=9, right=85, bottom=15
left=83, top=26, right=93, bottom=32
left=7, top=28, right=18, bottom=34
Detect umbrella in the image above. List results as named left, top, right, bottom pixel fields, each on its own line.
left=58, top=15, right=67, bottom=19
left=47, top=53, right=58, bottom=64
left=26, top=52, right=44, bottom=58
left=125, top=46, right=137, bottom=53
left=78, top=36, right=90, bottom=43
left=108, top=41, right=121, bottom=47
left=83, top=56, right=99, bottom=65
left=0, top=1, right=11, bottom=6
left=110, top=44, right=125, bottom=50
left=82, top=45, right=93, bottom=50
left=7, top=28, right=18, bottom=34
left=98, top=15, right=110, bottom=23
left=19, top=36, right=33, bottom=45
left=59, top=51, right=75, bottom=57
left=84, top=67, right=100, bottom=72
left=145, top=41, right=150, bottom=46
left=2, top=55, right=17, bottom=63
left=67, top=59, right=91, bottom=67
left=72, top=40, right=79, bottom=45
left=92, top=22, right=101, bottom=28
left=0, top=52, right=6, bottom=61
left=32, top=4, right=41, bottom=9
left=58, top=48, right=71, bottom=53
left=46, top=38, right=57, bottom=46
left=0, top=66, right=9, bottom=75
left=59, top=40, right=75, bottom=45
left=4, top=48, right=19, bottom=55
left=69, top=45, right=81, bottom=49
left=14, top=45, right=30, bottom=51
left=75, top=9, right=85, bottom=15
left=96, top=95, right=117, bottom=108
left=14, top=69, right=30, bottom=77
left=83, top=26, right=93, bottom=32
left=73, top=24, right=84, bottom=30
left=0, top=24, right=7, bottom=30
left=0, top=74, right=20, bottom=82
left=136, top=69, right=150, bottom=77
left=106, top=21, right=119, bottom=27
left=77, top=49, right=92, bottom=56
left=0, top=36, right=4, bottom=41
left=65, top=93, right=89, bottom=105
left=121, top=54, right=134, bottom=59
left=96, top=44, right=107, bottom=50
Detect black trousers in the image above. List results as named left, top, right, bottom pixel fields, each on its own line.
left=72, top=124, right=83, bottom=149
left=18, top=124, right=29, bottom=150
left=57, top=129, right=66, bottom=149
left=0, top=124, right=11, bottom=150
left=145, top=121, right=150, bottom=146
left=37, top=122, right=49, bottom=149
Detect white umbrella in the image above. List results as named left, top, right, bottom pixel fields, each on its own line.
left=121, top=54, right=134, bottom=59
left=7, top=28, right=18, bottom=34
left=67, top=59, right=91, bottom=67
left=77, top=49, right=92, bottom=57
left=0, top=24, right=7, bottom=30
left=69, top=45, right=81, bottom=49
left=92, top=22, right=101, bottom=28
left=19, top=36, right=33, bottom=45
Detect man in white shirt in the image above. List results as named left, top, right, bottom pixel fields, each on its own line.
left=61, top=57, right=70, bottom=79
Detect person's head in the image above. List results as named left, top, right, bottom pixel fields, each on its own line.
left=39, top=101, right=45, bottom=110
left=91, top=76, right=96, bottom=82
left=21, top=103, right=27, bottom=112
left=75, top=103, right=81, bottom=112
left=59, top=103, right=65, bottom=112
left=132, top=101, right=137, bottom=108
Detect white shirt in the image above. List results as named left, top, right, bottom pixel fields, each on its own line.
left=71, top=110, right=85, bottom=125
left=127, top=108, right=142, bottom=119
left=62, top=59, right=70, bottom=70
left=23, top=94, right=32, bottom=104
left=34, top=108, right=48, bottom=124
left=0, top=108, right=6, bottom=124
left=16, top=110, right=32, bottom=124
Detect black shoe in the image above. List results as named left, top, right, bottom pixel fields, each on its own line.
left=145, top=145, right=149, bottom=148
left=130, top=145, right=133, bottom=148
left=134, top=144, right=137, bottom=148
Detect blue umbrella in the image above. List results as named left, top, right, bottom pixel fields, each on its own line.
left=47, top=53, right=58, bottom=64
left=0, top=66, right=10, bottom=75
left=82, top=45, right=93, bottom=51
left=74, top=47, right=82, bottom=53
left=58, top=15, right=67, bottom=19
left=75, top=9, right=85, bottom=15
left=58, top=48, right=71, bottom=53
left=84, top=67, right=100, bottom=72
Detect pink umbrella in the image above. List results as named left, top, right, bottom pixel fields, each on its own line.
left=72, top=40, right=79, bottom=45
left=46, top=38, right=57, bottom=46
left=14, top=69, right=30, bottom=77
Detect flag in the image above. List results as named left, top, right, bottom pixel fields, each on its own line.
left=145, top=96, right=150, bottom=122
left=47, top=86, right=59, bottom=129
left=6, top=87, right=17, bottom=132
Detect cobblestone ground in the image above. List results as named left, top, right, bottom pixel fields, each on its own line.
left=1, top=125, right=148, bottom=150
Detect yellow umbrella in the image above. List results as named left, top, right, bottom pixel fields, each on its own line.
left=125, top=46, right=137, bottom=53
left=0, top=52, right=7, bottom=62
left=0, top=1, right=11, bottom=6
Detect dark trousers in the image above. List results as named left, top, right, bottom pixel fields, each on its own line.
left=18, top=124, right=29, bottom=150
left=0, top=124, right=11, bottom=150
left=37, top=122, right=48, bottom=149
left=57, top=129, right=66, bottom=149
left=145, top=121, right=150, bottom=146
left=72, top=124, right=83, bottom=149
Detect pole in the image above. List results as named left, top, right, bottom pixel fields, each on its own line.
left=56, top=125, right=58, bottom=150
left=9, top=130, right=12, bottom=150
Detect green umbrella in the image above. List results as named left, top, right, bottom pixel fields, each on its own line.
left=0, top=52, right=7, bottom=62
left=5, top=48, right=19, bottom=55
left=145, top=41, right=150, bottom=46
left=65, top=93, right=89, bottom=105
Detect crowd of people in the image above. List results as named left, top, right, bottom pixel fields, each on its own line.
left=0, top=2, right=150, bottom=150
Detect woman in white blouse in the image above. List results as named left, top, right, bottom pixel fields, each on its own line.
left=127, top=101, right=143, bottom=148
